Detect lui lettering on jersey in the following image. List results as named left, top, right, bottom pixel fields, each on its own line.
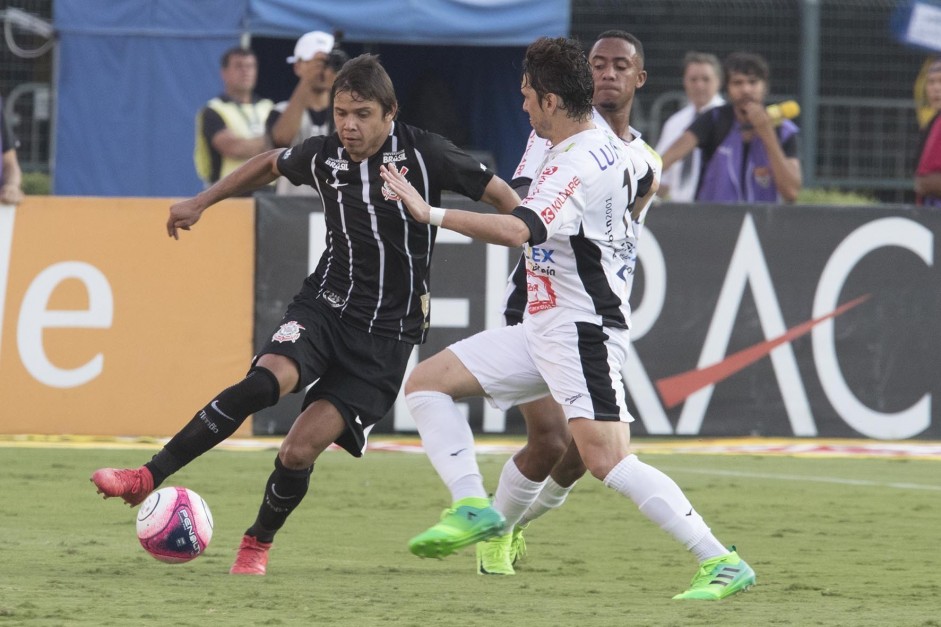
left=588, top=137, right=624, bottom=171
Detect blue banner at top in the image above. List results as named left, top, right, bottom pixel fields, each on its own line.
left=246, top=0, right=570, bottom=45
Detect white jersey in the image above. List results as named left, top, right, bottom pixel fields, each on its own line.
left=504, top=115, right=661, bottom=329
left=513, top=108, right=621, bottom=185
left=514, top=126, right=656, bottom=330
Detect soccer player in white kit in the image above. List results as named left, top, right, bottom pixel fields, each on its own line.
left=380, top=36, right=755, bottom=601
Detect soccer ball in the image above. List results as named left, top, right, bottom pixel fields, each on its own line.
left=136, top=487, right=214, bottom=563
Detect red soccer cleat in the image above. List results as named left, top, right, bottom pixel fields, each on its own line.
left=90, top=466, right=155, bottom=507
left=229, top=535, right=273, bottom=575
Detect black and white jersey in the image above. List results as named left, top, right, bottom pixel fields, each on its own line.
left=510, top=127, right=655, bottom=330
left=277, top=121, right=493, bottom=344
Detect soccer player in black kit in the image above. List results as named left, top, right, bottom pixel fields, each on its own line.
left=91, top=54, right=520, bottom=575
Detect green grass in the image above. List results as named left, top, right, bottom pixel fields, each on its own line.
left=1, top=444, right=939, bottom=626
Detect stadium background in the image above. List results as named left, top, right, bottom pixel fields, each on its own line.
left=2, top=0, right=933, bottom=202
left=1, top=1, right=939, bottom=441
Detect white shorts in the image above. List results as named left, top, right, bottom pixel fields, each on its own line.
left=449, top=317, right=634, bottom=422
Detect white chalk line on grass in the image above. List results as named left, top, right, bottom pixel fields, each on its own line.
left=657, top=466, right=941, bottom=491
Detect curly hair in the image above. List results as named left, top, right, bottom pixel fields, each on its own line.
left=522, top=37, right=594, bottom=120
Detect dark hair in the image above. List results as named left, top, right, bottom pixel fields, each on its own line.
left=220, top=47, right=255, bottom=68
left=332, top=54, right=397, bottom=116
left=723, top=51, right=770, bottom=86
left=683, top=51, right=722, bottom=83
left=522, top=37, right=593, bottom=120
left=595, top=30, right=645, bottom=68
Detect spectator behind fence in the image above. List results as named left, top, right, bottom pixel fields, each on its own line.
left=915, top=58, right=941, bottom=207
left=0, top=96, right=24, bottom=205
left=660, top=51, right=801, bottom=203
left=267, top=31, right=350, bottom=196
left=654, top=52, right=724, bottom=202
left=194, top=47, right=274, bottom=195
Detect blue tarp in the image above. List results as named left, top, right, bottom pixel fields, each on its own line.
left=52, top=0, right=569, bottom=197
left=247, top=0, right=569, bottom=46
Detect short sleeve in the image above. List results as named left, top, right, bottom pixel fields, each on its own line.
left=419, top=131, right=493, bottom=200
left=276, top=136, right=326, bottom=187
left=781, top=127, right=800, bottom=158
left=688, top=108, right=716, bottom=151
left=201, top=107, right=225, bottom=144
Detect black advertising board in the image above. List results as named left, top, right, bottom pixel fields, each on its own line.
left=255, top=196, right=941, bottom=440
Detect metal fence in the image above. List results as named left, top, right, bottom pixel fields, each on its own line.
left=1, top=1, right=934, bottom=202
left=572, top=0, right=929, bottom=203
left=1, top=1, right=53, bottom=175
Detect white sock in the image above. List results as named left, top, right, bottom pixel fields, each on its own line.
left=603, top=454, right=728, bottom=561
left=492, top=458, right=546, bottom=531
left=518, top=476, right=576, bottom=526
left=405, top=391, right=486, bottom=502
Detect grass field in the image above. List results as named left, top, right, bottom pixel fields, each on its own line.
left=1, top=442, right=939, bottom=626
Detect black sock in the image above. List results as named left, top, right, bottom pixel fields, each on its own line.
left=144, top=367, right=280, bottom=486
left=246, top=456, right=313, bottom=543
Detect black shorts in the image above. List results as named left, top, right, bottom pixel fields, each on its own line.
left=257, top=297, right=412, bottom=457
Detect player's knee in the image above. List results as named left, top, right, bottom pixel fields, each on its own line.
left=552, top=455, right=588, bottom=486
left=278, top=439, right=317, bottom=470
left=404, top=361, right=437, bottom=395
left=526, top=427, right=570, bottom=461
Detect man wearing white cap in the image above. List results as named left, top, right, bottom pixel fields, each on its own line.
left=268, top=31, right=349, bottom=195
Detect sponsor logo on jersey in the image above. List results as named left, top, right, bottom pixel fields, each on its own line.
left=382, top=150, right=407, bottom=164
left=272, top=321, right=305, bottom=343
left=321, top=290, right=346, bottom=308
left=381, top=165, right=409, bottom=201
left=527, top=270, right=557, bottom=314
left=539, top=175, right=581, bottom=224
left=530, top=246, right=557, bottom=276
left=325, top=157, right=349, bottom=171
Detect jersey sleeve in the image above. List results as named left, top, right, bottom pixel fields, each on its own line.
left=420, top=132, right=493, bottom=200
left=781, top=128, right=800, bottom=158
left=511, top=130, right=551, bottom=190
left=688, top=107, right=717, bottom=150
left=201, top=107, right=225, bottom=144
left=516, top=159, right=585, bottom=246
left=265, top=107, right=282, bottom=141
left=276, top=135, right=326, bottom=187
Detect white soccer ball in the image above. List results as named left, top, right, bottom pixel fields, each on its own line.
left=136, top=487, right=214, bottom=563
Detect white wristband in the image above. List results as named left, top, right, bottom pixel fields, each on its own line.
left=428, top=207, right=446, bottom=227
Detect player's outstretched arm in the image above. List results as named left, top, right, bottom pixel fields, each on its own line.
left=167, top=149, right=283, bottom=239
left=380, top=164, right=531, bottom=248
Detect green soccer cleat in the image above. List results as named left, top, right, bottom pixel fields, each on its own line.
left=509, top=523, right=528, bottom=565
left=409, top=497, right=505, bottom=559
left=476, top=533, right=514, bottom=575
left=673, top=548, right=756, bottom=600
